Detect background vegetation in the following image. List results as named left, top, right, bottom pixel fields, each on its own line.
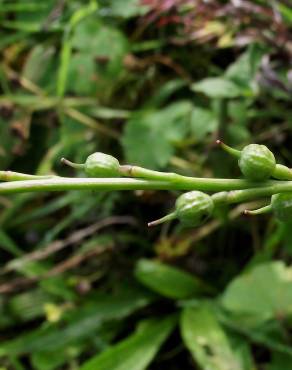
left=0, top=0, right=291, bottom=369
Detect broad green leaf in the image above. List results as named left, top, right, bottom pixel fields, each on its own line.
left=221, top=262, right=292, bottom=322
left=122, top=101, right=192, bottom=168
left=192, top=78, right=242, bottom=98
left=69, top=18, right=128, bottom=97
left=181, top=305, right=242, bottom=370
left=67, top=53, right=96, bottom=95
left=135, top=259, right=208, bottom=299
left=191, top=107, right=218, bottom=141
left=80, top=315, right=177, bottom=370
left=71, top=19, right=128, bottom=75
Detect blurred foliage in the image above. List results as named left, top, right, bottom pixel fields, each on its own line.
left=0, top=0, right=291, bottom=369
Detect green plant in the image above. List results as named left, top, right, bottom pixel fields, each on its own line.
left=1, top=142, right=292, bottom=227
left=1, top=1, right=291, bottom=369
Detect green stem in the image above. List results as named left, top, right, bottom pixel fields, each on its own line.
left=119, top=165, right=179, bottom=181
left=244, top=204, right=272, bottom=215
left=216, top=140, right=241, bottom=158
left=0, top=176, right=266, bottom=194
left=61, top=158, right=85, bottom=170
left=0, top=171, right=55, bottom=182
left=0, top=176, right=292, bottom=206
left=273, top=164, right=292, bottom=180
left=148, top=212, right=176, bottom=227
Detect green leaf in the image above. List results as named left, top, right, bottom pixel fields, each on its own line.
left=80, top=315, right=177, bottom=370
left=267, top=352, right=292, bottom=370
left=122, top=101, right=192, bottom=168
left=191, top=107, right=218, bottom=141
left=221, top=262, right=292, bottom=323
left=192, top=78, right=242, bottom=98
left=225, top=45, right=263, bottom=93
left=8, top=289, right=51, bottom=322
left=0, top=291, right=152, bottom=356
left=134, top=259, right=207, bottom=299
left=278, top=3, right=292, bottom=23
left=181, top=305, right=242, bottom=370
left=69, top=18, right=128, bottom=96
left=71, top=19, right=128, bottom=73
left=31, top=350, right=69, bottom=370
left=109, top=0, right=148, bottom=18
left=21, top=44, right=55, bottom=85
left=67, top=53, right=96, bottom=95
left=0, top=229, right=22, bottom=257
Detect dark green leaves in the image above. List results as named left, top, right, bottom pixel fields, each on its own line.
left=221, top=262, right=292, bottom=323
left=181, top=305, right=243, bottom=370
left=192, top=45, right=263, bottom=99
left=80, top=315, right=177, bottom=370
left=135, top=259, right=208, bottom=299
left=192, top=78, right=242, bottom=99
left=191, top=107, right=218, bottom=141
left=0, top=291, right=152, bottom=356
left=122, top=102, right=192, bottom=168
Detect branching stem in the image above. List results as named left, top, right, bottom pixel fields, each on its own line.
left=0, top=170, right=291, bottom=205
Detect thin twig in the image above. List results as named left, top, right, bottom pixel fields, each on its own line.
left=0, top=245, right=112, bottom=294
left=1, top=216, right=136, bottom=274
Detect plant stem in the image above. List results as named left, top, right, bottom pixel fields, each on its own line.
left=0, top=171, right=55, bottom=182
left=0, top=175, right=291, bottom=203
left=119, top=165, right=180, bottom=181
left=148, top=212, right=176, bottom=227
left=61, top=158, right=84, bottom=170
left=216, top=140, right=241, bottom=158
left=244, top=204, right=272, bottom=215
left=0, top=176, right=261, bottom=194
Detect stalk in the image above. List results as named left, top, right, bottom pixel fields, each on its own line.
left=244, top=204, right=272, bottom=215
left=148, top=212, right=176, bottom=227
left=0, top=176, right=268, bottom=194
left=0, top=171, right=56, bottom=182
left=0, top=176, right=292, bottom=205
left=216, top=140, right=241, bottom=158
left=61, top=158, right=85, bottom=170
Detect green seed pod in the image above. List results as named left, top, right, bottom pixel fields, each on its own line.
left=61, top=152, right=120, bottom=177
left=84, top=152, right=120, bottom=177
left=175, top=191, right=214, bottom=227
left=148, top=191, right=214, bottom=228
left=218, top=140, right=292, bottom=181
left=271, top=193, right=292, bottom=223
left=238, top=144, right=276, bottom=181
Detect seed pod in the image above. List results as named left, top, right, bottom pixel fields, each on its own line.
left=271, top=193, right=292, bottom=223
left=148, top=191, right=214, bottom=227
left=238, top=144, right=276, bottom=181
left=217, top=141, right=279, bottom=181
left=175, top=191, right=214, bottom=226
left=84, top=153, right=120, bottom=177
left=61, top=152, right=120, bottom=178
